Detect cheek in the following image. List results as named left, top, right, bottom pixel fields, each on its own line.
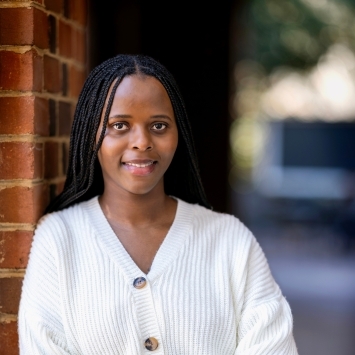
left=161, top=137, right=178, bottom=161
left=97, top=137, right=125, bottom=163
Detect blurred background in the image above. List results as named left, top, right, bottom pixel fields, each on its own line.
left=229, top=1, right=355, bottom=354
left=89, top=0, right=355, bottom=353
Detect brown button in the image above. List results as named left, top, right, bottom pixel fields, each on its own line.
left=133, top=277, right=146, bottom=289
left=144, top=337, right=158, bottom=351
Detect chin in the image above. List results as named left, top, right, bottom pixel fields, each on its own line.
left=123, top=181, right=164, bottom=197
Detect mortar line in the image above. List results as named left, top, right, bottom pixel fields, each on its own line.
left=0, top=313, right=18, bottom=323
left=0, top=269, right=26, bottom=277
left=0, top=223, right=35, bottom=231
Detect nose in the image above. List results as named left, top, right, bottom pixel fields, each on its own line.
left=131, top=127, right=152, bottom=151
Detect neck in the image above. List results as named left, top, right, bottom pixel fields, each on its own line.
left=99, top=188, right=175, bottom=227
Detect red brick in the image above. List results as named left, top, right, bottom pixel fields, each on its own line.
left=62, top=142, right=69, bottom=174
left=0, top=321, right=18, bottom=355
left=44, top=141, right=59, bottom=178
left=0, top=50, right=42, bottom=91
left=59, top=25, right=86, bottom=63
left=0, top=97, right=49, bottom=135
left=0, top=231, right=33, bottom=268
left=0, top=8, right=48, bottom=48
left=34, top=97, right=50, bottom=135
left=0, top=278, right=23, bottom=314
left=62, top=63, right=68, bottom=95
left=33, top=8, right=49, bottom=49
left=56, top=180, right=65, bottom=194
left=33, top=50, right=43, bottom=91
left=48, top=99, right=57, bottom=136
left=72, top=27, right=86, bottom=63
left=0, top=142, right=43, bottom=179
left=0, top=8, right=32, bottom=45
left=0, top=185, right=49, bottom=224
left=45, top=0, right=63, bottom=13
left=58, top=20, right=72, bottom=57
left=58, top=101, right=72, bottom=135
left=0, top=97, right=34, bottom=134
left=68, top=0, right=87, bottom=26
left=68, top=65, right=85, bottom=97
left=43, top=55, right=61, bottom=93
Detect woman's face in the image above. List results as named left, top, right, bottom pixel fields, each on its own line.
left=96, top=74, right=178, bottom=197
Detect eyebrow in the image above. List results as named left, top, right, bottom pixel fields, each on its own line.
left=108, top=114, right=173, bottom=121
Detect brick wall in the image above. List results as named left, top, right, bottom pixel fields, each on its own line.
left=0, top=0, right=87, bottom=353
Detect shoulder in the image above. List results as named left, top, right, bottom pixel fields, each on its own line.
left=33, top=196, right=98, bottom=245
left=177, top=198, right=254, bottom=246
left=176, top=199, right=262, bottom=276
left=39, top=196, right=97, bottom=226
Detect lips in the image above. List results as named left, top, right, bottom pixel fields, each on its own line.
left=122, top=159, right=157, bottom=176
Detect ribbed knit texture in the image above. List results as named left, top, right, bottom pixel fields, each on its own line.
left=19, top=197, right=298, bottom=355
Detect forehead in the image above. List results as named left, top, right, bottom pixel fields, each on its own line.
left=111, top=75, right=172, bottom=107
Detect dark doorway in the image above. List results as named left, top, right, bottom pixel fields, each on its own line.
left=88, top=1, right=236, bottom=212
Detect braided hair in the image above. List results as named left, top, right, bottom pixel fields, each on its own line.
left=46, top=54, right=211, bottom=213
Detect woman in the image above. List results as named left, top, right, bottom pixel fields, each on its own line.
left=19, top=55, right=298, bottom=354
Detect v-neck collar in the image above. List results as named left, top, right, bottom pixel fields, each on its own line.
left=83, top=196, right=195, bottom=283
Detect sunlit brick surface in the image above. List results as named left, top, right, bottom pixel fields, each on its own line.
left=0, top=0, right=87, bottom=352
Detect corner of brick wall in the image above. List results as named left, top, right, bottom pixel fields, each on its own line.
left=0, top=1, right=87, bottom=353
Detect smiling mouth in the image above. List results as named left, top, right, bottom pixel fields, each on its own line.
left=123, top=161, right=156, bottom=168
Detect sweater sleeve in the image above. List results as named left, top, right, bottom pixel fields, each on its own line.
left=18, top=216, right=71, bottom=355
left=235, top=236, right=298, bottom=355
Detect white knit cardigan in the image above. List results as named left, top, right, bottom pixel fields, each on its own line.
left=19, top=196, right=298, bottom=354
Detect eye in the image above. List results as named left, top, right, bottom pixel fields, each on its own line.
left=152, top=123, right=167, bottom=131
left=112, top=122, right=128, bottom=131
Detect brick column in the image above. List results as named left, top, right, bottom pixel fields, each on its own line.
left=0, top=1, right=87, bottom=353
